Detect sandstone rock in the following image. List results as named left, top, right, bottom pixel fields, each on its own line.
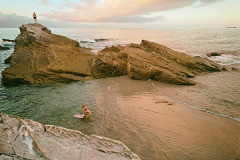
left=0, top=45, right=10, bottom=50
left=1, top=23, right=223, bottom=86
left=1, top=23, right=96, bottom=85
left=91, top=40, right=222, bottom=85
left=0, top=113, right=140, bottom=160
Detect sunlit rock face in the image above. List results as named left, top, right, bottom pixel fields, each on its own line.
left=91, top=40, right=222, bottom=85
left=2, top=23, right=222, bottom=86
left=2, top=23, right=95, bottom=85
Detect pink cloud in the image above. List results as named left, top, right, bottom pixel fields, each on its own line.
left=41, top=0, right=222, bottom=23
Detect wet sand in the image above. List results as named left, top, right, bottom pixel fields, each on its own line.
left=1, top=66, right=239, bottom=160
left=92, top=76, right=240, bottom=160
left=153, top=64, right=240, bottom=120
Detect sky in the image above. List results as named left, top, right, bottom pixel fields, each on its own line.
left=0, top=0, right=239, bottom=28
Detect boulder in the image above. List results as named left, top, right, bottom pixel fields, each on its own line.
left=2, top=39, right=15, bottom=42
left=207, top=52, right=222, bottom=57
left=4, top=56, right=12, bottom=64
left=91, top=40, right=222, bottom=85
left=0, top=113, right=140, bottom=160
left=1, top=23, right=96, bottom=85
left=0, top=45, right=10, bottom=50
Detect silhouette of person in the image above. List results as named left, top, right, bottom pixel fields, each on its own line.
left=33, top=12, right=37, bottom=23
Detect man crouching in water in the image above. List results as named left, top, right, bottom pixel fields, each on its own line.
left=80, top=105, right=91, bottom=119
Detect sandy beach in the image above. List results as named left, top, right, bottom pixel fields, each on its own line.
left=87, top=71, right=240, bottom=160
left=1, top=24, right=240, bottom=160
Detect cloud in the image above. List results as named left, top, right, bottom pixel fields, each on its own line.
left=0, top=13, right=31, bottom=28
left=41, top=0, right=223, bottom=23
left=24, top=0, right=50, bottom=5
left=41, top=0, right=49, bottom=5
left=0, top=12, right=81, bottom=28
left=101, top=15, right=164, bottom=23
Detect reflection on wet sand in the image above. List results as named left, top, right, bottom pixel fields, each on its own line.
left=93, top=76, right=240, bottom=160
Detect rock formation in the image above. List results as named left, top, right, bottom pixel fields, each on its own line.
left=207, top=52, right=222, bottom=57
left=1, top=23, right=223, bottom=85
left=2, top=39, right=15, bottom=43
left=2, top=23, right=96, bottom=85
left=0, top=113, right=140, bottom=160
left=4, top=56, right=11, bottom=64
left=0, top=45, right=10, bottom=50
left=91, top=40, right=222, bottom=85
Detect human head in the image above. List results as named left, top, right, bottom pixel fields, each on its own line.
left=81, top=105, right=85, bottom=109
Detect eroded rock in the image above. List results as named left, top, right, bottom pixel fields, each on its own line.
left=0, top=113, right=140, bottom=160
left=91, top=40, right=222, bottom=85
left=2, top=23, right=96, bottom=85
left=1, top=23, right=223, bottom=86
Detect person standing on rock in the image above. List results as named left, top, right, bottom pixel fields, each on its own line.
left=33, top=12, right=37, bottom=23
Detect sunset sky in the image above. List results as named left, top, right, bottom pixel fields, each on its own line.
left=0, top=0, right=239, bottom=28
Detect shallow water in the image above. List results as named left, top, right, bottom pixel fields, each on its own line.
left=152, top=68, right=240, bottom=121
left=0, top=28, right=240, bottom=159
left=1, top=76, right=240, bottom=160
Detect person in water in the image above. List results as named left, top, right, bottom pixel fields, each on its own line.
left=80, top=105, right=91, bottom=119
left=33, top=12, right=37, bottom=23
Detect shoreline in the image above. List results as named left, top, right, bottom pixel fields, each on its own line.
left=0, top=26, right=240, bottom=159
left=151, top=63, right=240, bottom=122
left=90, top=76, right=240, bottom=160
left=1, top=75, right=239, bottom=160
left=151, top=80, right=240, bottom=123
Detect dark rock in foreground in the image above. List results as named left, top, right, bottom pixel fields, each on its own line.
left=91, top=40, right=222, bottom=85
left=1, top=23, right=222, bottom=85
left=0, top=113, right=140, bottom=160
left=0, top=45, right=10, bottom=50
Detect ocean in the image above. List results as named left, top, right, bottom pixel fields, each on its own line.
left=0, top=27, right=240, bottom=160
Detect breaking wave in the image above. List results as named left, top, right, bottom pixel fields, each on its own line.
left=0, top=39, right=15, bottom=46
left=79, top=38, right=108, bottom=43
left=206, top=52, right=240, bottom=65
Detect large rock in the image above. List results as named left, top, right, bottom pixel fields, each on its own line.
left=91, top=40, right=222, bottom=85
left=1, top=23, right=96, bottom=85
left=0, top=113, right=140, bottom=160
left=1, top=23, right=223, bottom=85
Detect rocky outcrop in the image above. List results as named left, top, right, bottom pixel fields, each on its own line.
left=2, top=39, right=15, bottom=43
left=0, top=45, right=10, bottom=50
left=207, top=52, right=222, bottom=57
left=1, top=23, right=223, bottom=85
left=2, top=23, right=96, bottom=85
left=0, top=113, right=140, bottom=160
left=4, top=56, right=11, bottom=64
left=91, top=40, right=222, bottom=85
